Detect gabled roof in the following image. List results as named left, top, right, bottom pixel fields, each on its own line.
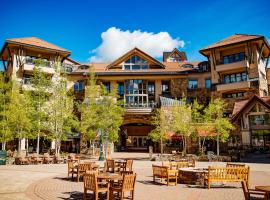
left=72, top=61, right=201, bottom=75
left=163, top=48, right=187, bottom=61
left=5, top=37, right=71, bottom=54
left=231, top=95, right=270, bottom=122
left=107, top=47, right=166, bottom=69
left=200, top=34, right=267, bottom=53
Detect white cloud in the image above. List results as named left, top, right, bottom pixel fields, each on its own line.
left=89, top=27, right=185, bottom=63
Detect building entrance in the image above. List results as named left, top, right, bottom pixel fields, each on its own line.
left=120, top=123, right=154, bottom=152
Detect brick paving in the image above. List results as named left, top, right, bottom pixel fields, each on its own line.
left=0, top=153, right=270, bottom=200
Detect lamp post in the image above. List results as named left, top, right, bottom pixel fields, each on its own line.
left=98, top=130, right=104, bottom=161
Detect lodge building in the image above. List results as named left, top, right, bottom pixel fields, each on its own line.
left=0, top=34, right=270, bottom=153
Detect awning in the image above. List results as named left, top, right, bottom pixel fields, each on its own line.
left=196, top=127, right=217, bottom=137
left=167, top=131, right=183, bottom=140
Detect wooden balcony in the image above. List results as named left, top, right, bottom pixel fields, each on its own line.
left=216, top=60, right=249, bottom=73
left=216, top=81, right=251, bottom=92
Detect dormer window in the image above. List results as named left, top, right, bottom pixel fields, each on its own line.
left=123, top=55, right=149, bottom=70
left=79, top=65, right=89, bottom=70
left=182, top=64, right=194, bottom=68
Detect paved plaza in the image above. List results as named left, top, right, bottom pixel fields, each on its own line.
left=0, top=153, right=270, bottom=200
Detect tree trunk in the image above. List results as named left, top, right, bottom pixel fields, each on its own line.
left=18, top=139, right=21, bottom=153
left=202, top=137, right=206, bottom=155
left=160, top=137, right=163, bottom=161
left=37, top=132, right=40, bottom=155
left=217, top=133, right=220, bottom=156
left=26, top=138, right=29, bottom=156
left=198, top=137, right=201, bottom=153
left=2, top=142, right=6, bottom=150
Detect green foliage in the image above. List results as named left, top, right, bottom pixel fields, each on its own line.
left=204, top=98, right=234, bottom=142
left=204, top=98, right=234, bottom=155
left=172, top=101, right=194, bottom=154
left=0, top=72, right=13, bottom=145
left=80, top=67, right=124, bottom=144
left=27, top=67, right=52, bottom=137
left=149, top=108, right=170, bottom=154
left=44, top=62, right=77, bottom=154
left=6, top=83, right=32, bottom=141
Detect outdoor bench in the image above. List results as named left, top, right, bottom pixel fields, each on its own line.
left=204, top=166, right=250, bottom=189
left=152, top=165, right=178, bottom=186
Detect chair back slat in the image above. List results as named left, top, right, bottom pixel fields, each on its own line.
left=78, top=163, right=94, bottom=171
left=84, top=173, right=98, bottom=191
left=122, top=173, right=136, bottom=191
left=106, top=159, right=115, bottom=172
left=125, top=160, right=133, bottom=171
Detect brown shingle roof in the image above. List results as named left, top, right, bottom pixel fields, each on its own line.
left=200, top=34, right=263, bottom=51
left=6, top=37, right=71, bottom=53
left=73, top=61, right=201, bottom=74
left=231, top=95, right=270, bottom=122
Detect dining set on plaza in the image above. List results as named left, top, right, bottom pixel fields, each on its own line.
left=14, top=152, right=66, bottom=165
left=152, top=159, right=270, bottom=200
left=67, top=157, right=136, bottom=200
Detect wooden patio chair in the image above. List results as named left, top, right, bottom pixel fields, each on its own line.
left=43, top=153, right=53, bottom=164
left=105, top=159, right=115, bottom=173
left=54, top=155, right=65, bottom=164
left=226, top=163, right=246, bottom=168
left=31, top=153, right=43, bottom=164
left=241, top=181, right=267, bottom=200
left=77, top=163, right=95, bottom=182
left=67, top=160, right=77, bottom=179
left=121, top=160, right=133, bottom=171
left=110, top=173, right=136, bottom=200
left=84, top=172, right=109, bottom=200
left=17, top=156, right=30, bottom=165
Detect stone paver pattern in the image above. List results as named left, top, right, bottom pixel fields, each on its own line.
left=0, top=153, right=270, bottom=200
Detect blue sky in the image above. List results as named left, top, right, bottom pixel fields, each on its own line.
left=0, top=0, right=270, bottom=66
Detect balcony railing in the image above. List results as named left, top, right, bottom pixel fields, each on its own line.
left=216, top=54, right=247, bottom=65
left=123, top=94, right=158, bottom=110
left=25, top=57, right=52, bottom=68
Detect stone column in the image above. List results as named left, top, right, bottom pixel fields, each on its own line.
left=155, top=80, right=161, bottom=103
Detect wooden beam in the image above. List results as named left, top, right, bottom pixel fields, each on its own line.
left=265, top=53, right=270, bottom=69
left=258, top=43, right=265, bottom=64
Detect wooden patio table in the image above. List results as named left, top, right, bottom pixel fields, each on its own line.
left=255, top=186, right=270, bottom=200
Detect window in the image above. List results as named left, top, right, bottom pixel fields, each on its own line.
left=74, top=81, right=84, bottom=91
left=182, top=64, right=194, bottom=68
left=188, top=80, right=198, bottom=89
left=123, top=55, right=149, bottom=70
left=224, top=92, right=246, bottom=98
left=223, top=72, right=248, bottom=84
left=103, top=82, right=111, bottom=93
left=148, top=82, right=155, bottom=95
left=223, top=52, right=245, bottom=64
left=118, top=82, right=124, bottom=98
left=161, top=81, right=170, bottom=94
left=205, top=79, right=211, bottom=89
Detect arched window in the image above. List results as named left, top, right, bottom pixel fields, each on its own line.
left=123, top=55, right=149, bottom=70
